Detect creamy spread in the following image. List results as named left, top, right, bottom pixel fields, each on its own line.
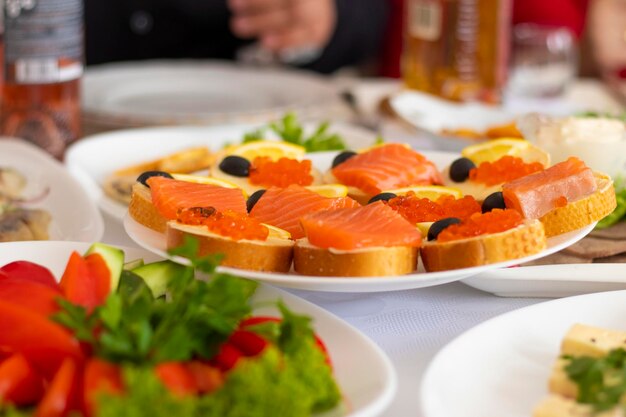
left=521, top=115, right=626, bottom=177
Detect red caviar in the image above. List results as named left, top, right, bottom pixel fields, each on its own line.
left=177, top=207, right=269, bottom=241
left=469, top=156, right=544, bottom=186
left=437, top=209, right=523, bottom=242
left=386, top=192, right=481, bottom=223
left=249, top=157, right=314, bottom=187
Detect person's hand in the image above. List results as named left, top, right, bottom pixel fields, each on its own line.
left=588, top=0, right=626, bottom=79
left=228, top=0, right=336, bottom=52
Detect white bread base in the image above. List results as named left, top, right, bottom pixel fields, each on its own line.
left=128, top=183, right=168, bottom=233
left=539, top=174, right=616, bottom=237
left=293, top=239, right=418, bottom=277
left=441, top=166, right=500, bottom=202
left=166, top=222, right=294, bottom=273
left=420, top=219, right=546, bottom=272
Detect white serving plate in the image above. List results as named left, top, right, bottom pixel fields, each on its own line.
left=462, top=258, right=626, bottom=298
left=0, top=139, right=104, bottom=242
left=82, top=60, right=341, bottom=127
left=421, top=289, right=626, bottom=417
left=0, top=241, right=397, bottom=417
left=65, top=123, right=376, bottom=221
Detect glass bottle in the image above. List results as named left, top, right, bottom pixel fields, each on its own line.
left=402, top=0, right=512, bottom=104
left=0, top=0, right=83, bottom=159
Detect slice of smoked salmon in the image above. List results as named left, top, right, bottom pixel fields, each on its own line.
left=250, top=185, right=359, bottom=239
left=147, top=177, right=247, bottom=220
left=502, top=157, right=597, bottom=219
left=331, top=144, right=443, bottom=195
left=300, top=201, right=422, bottom=250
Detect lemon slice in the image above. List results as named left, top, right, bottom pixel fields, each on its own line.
left=264, top=224, right=292, bottom=240
left=416, top=222, right=433, bottom=237
left=171, top=174, right=247, bottom=197
left=230, top=140, right=306, bottom=161
left=461, top=138, right=550, bottom=166
left=306, top=184, right=348, bottom=198
left=383, top=185, right=463, bottom=201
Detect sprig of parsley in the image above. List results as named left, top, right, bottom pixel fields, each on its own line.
left=242, top=112, right=347, bottom=152
left=564, top=348, right=626, bottom=411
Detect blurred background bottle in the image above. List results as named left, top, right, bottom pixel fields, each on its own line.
left=0, top=0, right=83, bottom=159
left=402, top=0, right=512, bottom=104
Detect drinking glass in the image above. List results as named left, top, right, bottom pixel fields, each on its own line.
left=507, top=24, right=578, bottom=98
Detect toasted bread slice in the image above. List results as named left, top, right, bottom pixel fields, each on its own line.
left=128, top=183, right=167, bottom=233
left=293, top=238, right=418, bottom=277
left=167, top=222, right=294, bottom=272
left=113, top=146, right=213, bottom=176
left=420, top=219, right=546, bottom=272
left=539, top=173, right=616, bottom=237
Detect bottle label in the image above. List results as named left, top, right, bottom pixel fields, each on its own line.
left=408, top=0, right=442, bottom=41
left=4, top=0, right=83, bottom=84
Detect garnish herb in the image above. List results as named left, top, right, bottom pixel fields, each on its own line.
left=242, top=112, right=347, bottom=152
left=564, top=348, right=626, bottom=411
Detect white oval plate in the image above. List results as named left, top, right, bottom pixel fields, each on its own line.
left=0, top=241, right=396, bottom=417
left=421, top=289, right=626, bottom=417
left=121, top=150, right=593, bottom=293
left=0, top=139, right=104, bottom=242
left=82, top=60, right=340, bottom=127
left=64, top=123, right=376, bottom=221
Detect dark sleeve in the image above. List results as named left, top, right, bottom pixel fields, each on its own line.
left=302, top=0, right=390, bottom=74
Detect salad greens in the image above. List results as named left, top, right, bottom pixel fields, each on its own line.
left=564, top=348, right=626, bottom=412
left=577, top=111, right=626, bottom=123
left=243, top=112, right=347, bottom=152
left=47, top=236, right=341, bottom=417
left=597, top=177, right=626, bottom=229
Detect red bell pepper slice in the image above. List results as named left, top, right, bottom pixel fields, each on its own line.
left=211, top=343, right=243, bottom=372
left=35, top=358, right=80, bottom=417
left=228, top=330, right=268, bottom=357
left=154, top=362, right=198, bottom=397
left=0, top=278, right=64, bottom=316
left=0, top=261, right=60, bottom=291
left=0, top=353, right=45, bottom=406
left=83, top=359, right=123, bottom=417
left=59, top=252, right=110, bottom=311
left=0, top=300, right=83, bottom=379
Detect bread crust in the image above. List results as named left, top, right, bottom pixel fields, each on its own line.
left=293, top=239, right=418, bottom=277
left=539, top=174, right=616, bottom=237
left=167, top=222, right=294, bottom=273
left=420, top=220, right=546, bottom=272
left=128, top=183, right=168, bottom=233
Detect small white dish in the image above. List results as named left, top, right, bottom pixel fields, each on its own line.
left=421, top=289, right=626, bottom=417
left=0, top=139, right=104, bottom=242
left=65, top=123, right=376, bottom=221
left=0, top=240, right=397, bottom=417
left=462, top=256, right=626, bottom=298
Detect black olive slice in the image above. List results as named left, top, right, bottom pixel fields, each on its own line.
left=449, top=158, right=476, bottom=182
left=331, top=151, right=357, bottom=168
left=482, top=192, right=506, bottom=213
left=428, top=217, right=462, bottom=241
left=219, top=156, right=251, bottom=177
left=367, top=192, right=397, bottom=204
left=246, top=189, right=266, bottom=213
left=137, top=171, right=174, bottom=187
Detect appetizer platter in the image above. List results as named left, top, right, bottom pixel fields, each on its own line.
left=421, top=290, right=626, bottom=417
left=0, top=241, right=396, bottom=417
left=0, top=139, right=104, bottom=242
